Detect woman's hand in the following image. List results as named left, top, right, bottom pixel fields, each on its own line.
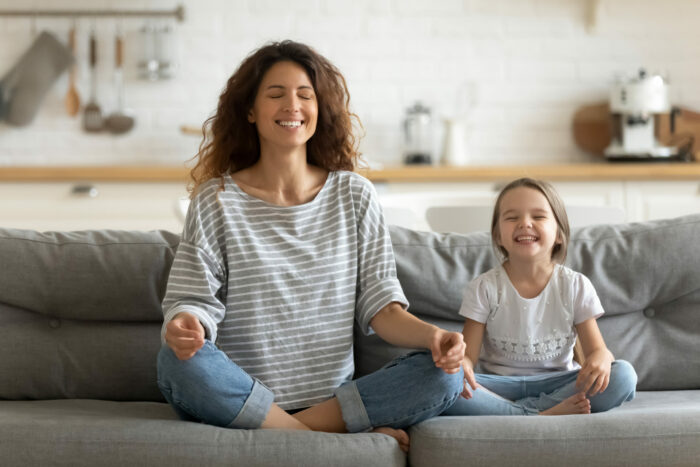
left=461, top=357, right=478, bottom=399
left=165, top=312, right=206, bottom=360
left=576, top=348, right=613, bottom=396
left=429, top=328, right=466, bottom=375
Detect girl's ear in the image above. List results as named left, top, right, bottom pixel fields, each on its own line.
left=247, top=109, right=255, bottom=124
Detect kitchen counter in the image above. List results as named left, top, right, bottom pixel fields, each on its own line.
left=1, top=162, right=699, bottom=183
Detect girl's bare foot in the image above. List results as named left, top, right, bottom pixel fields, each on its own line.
left=372, top=426, right=410, bottom=452
left=540, top=392, right=591, bottom=415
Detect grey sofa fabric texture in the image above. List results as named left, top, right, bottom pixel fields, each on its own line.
left=357, top=214, right=700, bottom=392
left=1, top=214, right=699, bottom=466
left=0, top=229, right=177, bottom=401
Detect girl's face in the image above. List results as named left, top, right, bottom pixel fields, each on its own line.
left=496, top=186, right=561, bottom=264
left=248, top=60, right=318, bottom=154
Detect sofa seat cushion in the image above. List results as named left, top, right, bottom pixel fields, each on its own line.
left=409, top=390, right=700, bottom=467
left=0, top=400, right=405, bottom=467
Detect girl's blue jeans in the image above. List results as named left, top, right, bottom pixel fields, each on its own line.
left=441, top=360, right=637, bottom=416
left=157, top=341, right=463, bottom=432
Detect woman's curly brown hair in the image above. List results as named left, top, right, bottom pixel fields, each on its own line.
left=188, top=40, right=362, bottom=197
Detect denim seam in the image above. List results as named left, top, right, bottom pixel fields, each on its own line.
left=158, top=382, right=206, bottom=421
left=379, top=388, right=462, bottom=428
left=335, top=381, right=372, bottom=433
left=228, top=379, right=274, bottom=429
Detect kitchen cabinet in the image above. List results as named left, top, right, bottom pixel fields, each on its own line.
left=625, top=181, right=700, bottom=222
left=377, top=181, right=627, bottom=232
left=1, top=164, right=698, bottom=233
left=0, top=182, right=187, bottom=232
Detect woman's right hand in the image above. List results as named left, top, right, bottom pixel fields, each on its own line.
left=165, top=312, right=205, bottom=360
left=461, top=357, right=478, bottom=399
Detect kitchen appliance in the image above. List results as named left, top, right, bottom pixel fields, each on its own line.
left=604, top=69, right=683, bottom=160
left=402, top=101, right=434, bottom=165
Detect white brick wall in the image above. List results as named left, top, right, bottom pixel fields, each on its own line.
left=1, top=0, right=699, bottom=167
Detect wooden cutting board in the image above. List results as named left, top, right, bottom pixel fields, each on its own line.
left=572, top=102, right=700, bottom=160
left=572, top=102, right=611, bottom=157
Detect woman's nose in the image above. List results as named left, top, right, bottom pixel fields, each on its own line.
left=282, top=96, right=301, bottom=112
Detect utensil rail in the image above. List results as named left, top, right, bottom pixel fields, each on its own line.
left=0, top=5, right=185, bottom=22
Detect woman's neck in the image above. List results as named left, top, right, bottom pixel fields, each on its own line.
left=232, top=146, right=328, bottom=206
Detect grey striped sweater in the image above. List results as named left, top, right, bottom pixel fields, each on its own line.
left=161, top=170, right=408, bottom=409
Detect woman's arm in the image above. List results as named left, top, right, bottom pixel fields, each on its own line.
left=575, top=318, right=614, bottom=396
left=370, top=302, right=465, bottom=374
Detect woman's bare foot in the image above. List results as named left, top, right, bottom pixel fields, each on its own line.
left=372, top=426, right=410, bottom=452
left=540, top=392, right=591, bottom=415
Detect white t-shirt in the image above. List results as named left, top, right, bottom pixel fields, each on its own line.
left=459, top=263, right=604, bottom=376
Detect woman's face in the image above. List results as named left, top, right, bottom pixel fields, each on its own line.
left=248, top=60, right=318, bottom=154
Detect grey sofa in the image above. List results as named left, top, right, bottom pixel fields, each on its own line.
left=1, top=214, right=699, bottom=467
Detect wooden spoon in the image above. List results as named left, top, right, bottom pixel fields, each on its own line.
left=64, top=26, right=81, bottom=117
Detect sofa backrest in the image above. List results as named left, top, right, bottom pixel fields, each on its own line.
left=0, top=229, right=178, bottom=401
left=356, top=214, right=700, bottom=391
left=1, top=214, right=698, bottom=401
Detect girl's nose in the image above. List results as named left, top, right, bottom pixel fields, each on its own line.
left=519, top=217, right=533, bottom=227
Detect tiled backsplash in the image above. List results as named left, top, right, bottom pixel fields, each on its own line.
left=1, top=0, right=699, bottom=167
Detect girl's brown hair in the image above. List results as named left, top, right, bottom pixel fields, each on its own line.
left=188, top=40, right=362, bottom=197
left=491, top=178, right=570, bottom=263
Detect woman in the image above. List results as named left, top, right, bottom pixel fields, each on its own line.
left=156, top=40, right=464, bottom=451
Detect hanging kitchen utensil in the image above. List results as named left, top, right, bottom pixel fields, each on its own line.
left=0, top=31, right=74, bottom=126
left=105, top=30, right=135, bottom=134
left=82, top=28, right=103, bottom=132
left=64, top=24, right=80, bottom=117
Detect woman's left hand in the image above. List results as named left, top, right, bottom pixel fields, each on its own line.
left=576, top=349, right=613, bottom=396
left=430, top=329, right=466, bottom=374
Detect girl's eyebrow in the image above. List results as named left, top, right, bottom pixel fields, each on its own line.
left=501, top=207, right=549, bottom=215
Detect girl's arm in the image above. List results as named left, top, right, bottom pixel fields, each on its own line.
left=460, top=319, right=484, bottom=396
left=370, top=302, right=466, bottom=374
left=575, top=318, right=615, bottom=396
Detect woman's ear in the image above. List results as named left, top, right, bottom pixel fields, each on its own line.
left=247, top=109, right=255, bottom=124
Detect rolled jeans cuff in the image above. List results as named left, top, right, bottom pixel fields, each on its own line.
left=228, top=379, right=274, bottom=429
left=334, top=380, right=372, bottom=433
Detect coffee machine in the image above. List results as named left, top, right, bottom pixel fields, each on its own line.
left=604, top=69, right=681, bottom=160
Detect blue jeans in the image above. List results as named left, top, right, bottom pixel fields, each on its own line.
left=157, top=341, right=463, bottom=432
left=442, top=360, right=637, bottom=416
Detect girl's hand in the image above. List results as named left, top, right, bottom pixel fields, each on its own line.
left=429, top=328, right=466, bottom=375
left=165, top=312, right=206, bottom=360
left=576, top=348, right=613, bottom=396
left=461, top=357, right=478, bottom=399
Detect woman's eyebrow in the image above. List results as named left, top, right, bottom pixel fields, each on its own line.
left=265, top=85, right=314, bottom=90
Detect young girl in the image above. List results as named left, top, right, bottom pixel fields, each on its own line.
left=443, top=178, right=637, bottom=416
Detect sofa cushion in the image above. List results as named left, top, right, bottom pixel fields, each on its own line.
left=355, top=214, right=700, bottom=391
left=0, top=400, right=405, bottom=467
left=409, top=390, right=700, bottom=467
left=0, top=228, right=178, bottom=321
left=0, top=229, right=178, bottom=400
